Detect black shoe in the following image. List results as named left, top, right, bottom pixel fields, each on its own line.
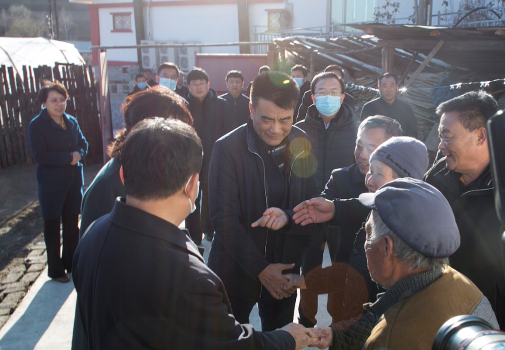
left=205, top=232, right=214, bottom=241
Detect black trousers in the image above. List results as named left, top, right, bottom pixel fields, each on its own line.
left=185, top=184, right=214, bottom=245
left=298, top=227, right=341, bottom=327
left=228, top=287, right=297, bottom=331
left=44, top=206, right=79, bottom=278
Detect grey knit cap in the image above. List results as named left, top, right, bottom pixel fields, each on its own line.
left=370, top=136, right=429, bottom=180
left=359, top=178, right=460, bottom=258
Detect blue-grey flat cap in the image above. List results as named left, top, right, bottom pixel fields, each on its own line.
left=359, top=178, right=460, bottom=258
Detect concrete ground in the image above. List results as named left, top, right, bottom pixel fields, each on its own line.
left=0, top=237, right=332, bottom=350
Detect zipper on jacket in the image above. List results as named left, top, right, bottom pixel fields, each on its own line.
left=248, top=146, right=269, bottom=298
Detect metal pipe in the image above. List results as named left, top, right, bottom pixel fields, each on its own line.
left=90, top=42, right=276, bottom=50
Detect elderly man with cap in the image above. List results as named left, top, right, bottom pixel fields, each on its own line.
left=309, top=178, right=498, bottom=350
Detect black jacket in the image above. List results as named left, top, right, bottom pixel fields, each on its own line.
left=219, top=92, right=250, bottom=130
left=297, top=90, right=356, bottom=123
left=186, top=89, right=231, bottom=184
left=293, top=81, right=311, bottom=123
left=207, top=121, right=318, bottom=300
left=296, top=104, right=358, bottom=192
left=175, top=84, right=189, bottom=98
left=425, top=159, right=505, bottom=328
left=360, top=97, right=418, bottom=138
left=73, top=199, right=294, bottom=349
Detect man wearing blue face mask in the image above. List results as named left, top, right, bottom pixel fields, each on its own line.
left=156, top=62, right=179, bottom=92
left=127, top=73, right=150, bottom=96
left=295, top=71, right=359, bottom=327
left=291, top=64, right=311, bottom=124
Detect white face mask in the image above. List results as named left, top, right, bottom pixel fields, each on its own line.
left=159, top=78, right=177, bottom=91
left=185, top=175, right=199, bottom=214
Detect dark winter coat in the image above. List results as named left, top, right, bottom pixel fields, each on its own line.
left=28, top=109, right=88, bottom=220
left=360, top=97, right=418, bottom=138
left=207, top=121, right=318, bottom=300
left=293, top=81, right=311, bottom=123
left=186, top=89, right=231, bottom=184
left=175, top=84, right=189, bottom=98
left=296, top=90, right=356, bottom=123
left=219, top=92, right=250, bottom=130
left=425, top=159, right=505, bottom=329
left=296, top=104, right=358, bottom=192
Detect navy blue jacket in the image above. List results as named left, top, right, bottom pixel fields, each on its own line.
left=207, top=121, right=318, bottom=300
left=219, top=92, right=250, bottom=130
left=28, top=109, right=88, bottom=220
left=73, top=199, right=294, bottom=349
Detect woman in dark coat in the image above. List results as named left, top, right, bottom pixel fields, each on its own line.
left=28, top=80, right=88, bottom=283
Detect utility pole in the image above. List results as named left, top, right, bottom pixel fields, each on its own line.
left=53, top=0, right=60, bottom=40
left=48, top=0, right=54, bottom=39
left=133, top=0, right=146, bottom=67
left=236, top=0, right=250, bottom=54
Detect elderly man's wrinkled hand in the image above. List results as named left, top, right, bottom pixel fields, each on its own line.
left=258, top=263, right=294, bottom=300
left=251, top=207, right=289, bottom=231
left=284, top=273, right=306, bottom=293
left=308, top=327, right=333, bottom=349
left=292, top=197, right=335, bottom=226
left=280, top=323, right=319, bottom=350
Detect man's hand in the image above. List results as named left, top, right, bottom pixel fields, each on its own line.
left=284, top=273, right=306, bottom=293
left=251, top=207, right=289, bottom=231
left=258, top=263, right=295, bottom=300
left=280, top=323, right=319, bottom=350
left=292, top=197, right=335, bottom=226
left=308, top=327, right=333, bottom=349
left=71, top=151, right=81, bottom=165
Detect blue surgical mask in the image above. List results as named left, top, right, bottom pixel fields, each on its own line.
left=315, top=95, right=341, bottom=117
left=159, top=78, right=177, bottom=91
left=293, top=78, right=304, bottom=87
left=185, top=175, right=200, bottom=214
left=137, top=82, right=147, bottom=90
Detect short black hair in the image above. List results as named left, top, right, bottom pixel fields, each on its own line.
left=359, top=115, right=404, bottom=138
left=226, top=70, right=244, bottom=82
left=39, top=80, right=68, bottom=103
left=324, top=65, right=345, bottom=77
left=187, top=67, right=209, bottom=85
left=121, top=118, right=202, bottom=200
left=135, top=73, right=146, bottom=81
left=108, top=86, right=193, bottom=158
left=378, top=72, right=398, bottom=85
left=291, top=64, right=308, bottom=77
left=157, top=62, right=180, bottom=77
left=143, top=69, right=152, bottom=73
left=436, top=90, right=498, bottom=131
left=311, top=72, right=346, bottom=95
left=250, top=71, right=299, bottom=110
left=259, top=65, right=270, bottom=74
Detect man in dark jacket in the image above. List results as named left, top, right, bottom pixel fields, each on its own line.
left=424, top=90, right=505, bottom=329
left=291, top=64, right=311, bottom=124
left=295, top=71, right=359, bottom=326
left=175, top=72, right=189, bottom=98
left=246, top=65, right=270, bottom=97
left=185, top=67, right=231, bottom=244
left=207, top=72, right=318, bottom=332
left=292, top=116, right=402, bottom=327
left=296, top=65, right=355, bottom=123
left=127, top=73, right=149, bottom=96
left=360, top=73, right=418, bottom=138
left=73, top=118, right=317, bottom=350
left=220, top=70, right=250, bottom=129
left=143, top=69, right=158, bottom=87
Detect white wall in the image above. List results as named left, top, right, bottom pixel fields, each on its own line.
left=291, top=0, right=327, bottom=30
left=99, top=7, right=138, bottom=62
left=148, top=4, right=240, bottom=54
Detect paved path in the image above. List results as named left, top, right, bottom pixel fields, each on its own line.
left=0, top=238, right=332, bottom=350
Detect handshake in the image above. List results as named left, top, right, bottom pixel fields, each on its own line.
left=280, top=323, right=333, bottom=349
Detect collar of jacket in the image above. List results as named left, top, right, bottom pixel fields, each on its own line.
left=187, top=88, right=216, bottom=106
left=351, top=163, right=365, bottom=185
left=245, top=118, right=306, bottom=160
left=432, top=158, right=493, bottom=197
left=305, top=103, right=355, bottom=131
left=109, top=198, right=204, bottom=263
left=364, top=266, right=444, bottom=318
left=40, top=108, right=72, bottom=130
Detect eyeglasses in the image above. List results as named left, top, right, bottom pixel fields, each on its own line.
left=314, top=91, right=342, bottom=97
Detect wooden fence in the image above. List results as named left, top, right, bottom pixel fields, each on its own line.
left=0, top=63, right=102, bottom=169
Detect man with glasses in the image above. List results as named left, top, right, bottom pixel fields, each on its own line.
left=185, top=67, right=231, bottom=244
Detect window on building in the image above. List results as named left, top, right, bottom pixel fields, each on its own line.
left=111, top=12, right=132, bottom=32
left=331, top=0, right=376, bottom=28
left=266, top=10, right=282, bottom=32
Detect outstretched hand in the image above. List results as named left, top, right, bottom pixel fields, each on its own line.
left=251, top=207, right=289, bottom=231
left=292, top=197, right=335, bottom=226
left=280, top=323, right=319, bottom=350
left=258, top=263, right=295, bottom=300
left=308, top=327, right=333, bottom=348
left=284, top=273, right=306, bottom=293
